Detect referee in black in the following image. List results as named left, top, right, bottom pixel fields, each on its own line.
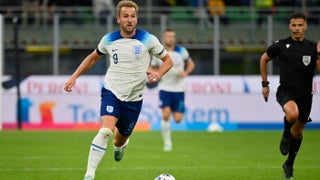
left=260, top=12, right=320, bottom=179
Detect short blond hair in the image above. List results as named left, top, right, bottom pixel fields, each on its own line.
left=116, top=0, right=139, bottom=17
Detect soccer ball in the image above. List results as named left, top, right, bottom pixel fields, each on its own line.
left=154, top=173, right=176, bottom=180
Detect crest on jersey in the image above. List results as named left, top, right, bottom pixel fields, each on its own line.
left=302, top=56, right=311, bottom=66
left=132, top=45, right=142, bottom=56
left=106, top=105, right=114, bottom=113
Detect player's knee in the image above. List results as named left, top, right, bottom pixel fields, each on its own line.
left=173, top=113, right=183, bottom=123
left=99, top=128, right=113, bottom=139
left=286, top=111, right=299, bottom=123
left=162, top=118, right=170, bottom=121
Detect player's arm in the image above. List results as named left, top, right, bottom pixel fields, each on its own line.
left=158, top=54, right=173, bottom=76
left=147, top=56, right=160, bottom=84
left=147, top=54, right=173, bottom=83
left=180, top=58, right=195, bottom=78
left=64, top=49, right=102, bottom=92
left=148, top=56, right=159, bottom=72
left=146, top=59, right=160, bottom=88
left=260, top=52, right=272, bottom=102
left=148, top=65, right=158, bottom=72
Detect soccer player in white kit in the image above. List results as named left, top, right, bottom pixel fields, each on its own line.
left=150, top=29, right=195, bottom=151
left=64, top=1, right=173, bottom=179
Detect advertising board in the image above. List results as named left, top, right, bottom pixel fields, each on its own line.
left=1, top=75, right=319, bottom=131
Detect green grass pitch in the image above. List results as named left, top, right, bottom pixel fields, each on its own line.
left=0, top=130, right=320, bottom=180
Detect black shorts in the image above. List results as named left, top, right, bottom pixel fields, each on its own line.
left=276, top=85, right=313, bottom=123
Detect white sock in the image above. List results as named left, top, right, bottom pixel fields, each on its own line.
left=161, top=120, right=171, bottom=145
left=84, top=128, right=113, bottom=178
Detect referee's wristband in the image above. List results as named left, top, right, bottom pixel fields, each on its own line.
left=261, top=81, right=269, bottom=87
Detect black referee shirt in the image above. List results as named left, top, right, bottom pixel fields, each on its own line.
left=266, top=36, right=318, bottom=93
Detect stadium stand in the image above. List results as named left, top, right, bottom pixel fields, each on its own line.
left=1, top=1, right=320, bottom=75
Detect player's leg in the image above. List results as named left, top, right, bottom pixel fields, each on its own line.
left=172, top=112, right=183, bottom=123
left=283, top=96, right=312, bottom=179
left=283, top=120, right=305, bottom=180
left=276, top=87, right=297, bottom=156
left=159, top=90, right=173, bottom=151
left=84, top=88, right=119, bottom=179
left=84, top=115, right=117, bottom=179
left=285, top=120, right=305, bottom=164
left=113, top=99, right=142, bottom=161
left=161, top=106, right=172, bottom=151
left=280, top=100, right=299, bottom=156
left=162, top=91, right=185, bottom=151
left=113, top=128, right=129, bottom=161
left=172, top=91, right=185, bottom=123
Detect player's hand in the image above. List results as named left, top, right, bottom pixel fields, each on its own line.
left=179, top=71, right=187, bottom=78
left=317, top=40, right=320, bottom=54
left=262, top=87, right=269, bottom=102
left=64, top=79, right=76, bottom=92
left=146, top=71, right=160, bottom=83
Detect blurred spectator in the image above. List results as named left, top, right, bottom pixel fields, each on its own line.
left=157, top=0, right=192, bottom=23
left=46, top=0, right=58, bottom=23
left=206, top=0, right=229, bottom=25
left=47, top=0, right=89, bottom=25
left=92, top=0, right=115, bottom=24
left=21, top=0, right=42, bottom=26
left=158, top=0, right=190, bottom=14
left=191, top=0, right=206, bottom=17
left=190, top=0, right=210, bottom=26
left=0, top=0, right=22, bottom=23
left=256, top=0, right=274, bottom=27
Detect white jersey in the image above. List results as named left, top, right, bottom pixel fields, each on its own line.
left=97, top=29, right=167, bottom=101
left=151, top=45, right=190, bottom=92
